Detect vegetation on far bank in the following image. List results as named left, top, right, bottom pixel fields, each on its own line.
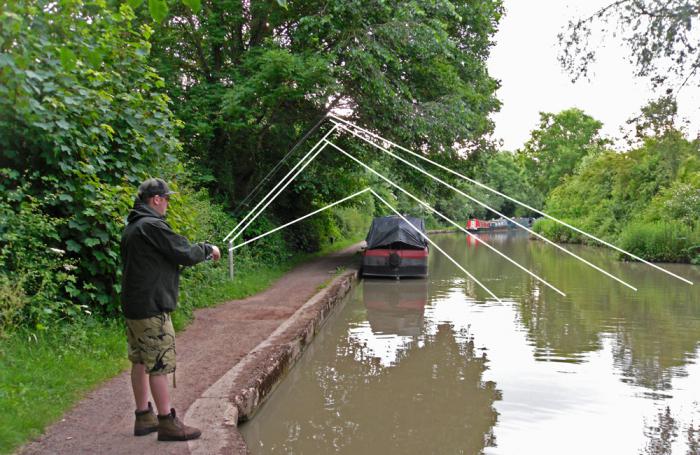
left=477, top=106, right=700, bottom=264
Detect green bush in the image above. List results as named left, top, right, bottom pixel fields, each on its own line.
left=537, top=129, right=700, bottom=264
left=235, top=215, right=291, bottom=265
left=641, top=181, right=700, bottom=228
left=0, top=176, right=85, bottom=333
left=616, top=179, right=700, bottom=263
left=0, top=1, right=182, bottom=317
left=166, top=185, right=230, bottom=243
left=618, top=221, right=699, bottom=262
left=334, top=203, right=374, bottom=239
left=0, top=275, right=28, bottom=337
left=533, top=218, right=583, bottom=243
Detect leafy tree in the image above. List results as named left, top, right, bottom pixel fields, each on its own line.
left=626, top=95, right=681, bottom=141
left=542, top=136, right=684, bottom=241
left=558, top=0, right=700, bottom=89
left=477, top=151, right=543, bottom=216
left=518, top=108, right=607, bottom=196
left=142, top=0, right=504, bottom=226
left=539, top=151, right=621, bottom=242
left=624, top=96, right=696, bottom=175
left=535, top=122, right=700, bottom=261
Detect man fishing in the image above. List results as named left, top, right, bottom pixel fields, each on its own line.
left=120, top=177, right=221, bottom=441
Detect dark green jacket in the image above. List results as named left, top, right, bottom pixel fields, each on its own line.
left=120, top=200, right=212, bottom=319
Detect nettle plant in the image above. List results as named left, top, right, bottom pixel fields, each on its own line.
left=0, top=176, right=85, bottom=332
left=0, top=1, right=181, bottom=319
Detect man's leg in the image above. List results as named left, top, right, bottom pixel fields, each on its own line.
left=149, top=373, right=172, bottom=416
left=131, top=363, right=150, bottom=412
left=151, top=371, right=201, bottom=441
left=129, top=361, right=159, bottom=436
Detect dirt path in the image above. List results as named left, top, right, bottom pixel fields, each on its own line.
left=19, top=244, right=362, bottom=455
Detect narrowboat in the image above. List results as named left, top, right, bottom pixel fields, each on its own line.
left=466, top=218, right=492, bottom=231
left=360, top=215, right=429, bottom=278
left=466, top=217, right=535, bottom=232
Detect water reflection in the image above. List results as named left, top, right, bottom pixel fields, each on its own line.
left=242, top=233, right=700, bottom=454
left=240, top=280, right=502, bottom=454
left=435, top=232, right=700, bottom=388
left=506, top=238, right=700, bottom=388
left=641, top=407, right=678, bottom=455
left=363, top=279, right=427, bottom=337
left=687, top=423, right=700, bottom=455
left=517, top=288, right=602, bottom=364
left=465, top=231, right=517, bottom=248
left=639, top=405, right=700, bottom=455
left=342, top=321, right=501, bottom=454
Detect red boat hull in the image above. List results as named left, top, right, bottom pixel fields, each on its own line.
left=361, top=247, right=429, bottom=278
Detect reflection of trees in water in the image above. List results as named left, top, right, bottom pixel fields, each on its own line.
left=431, top=232, right=700, bottom=389
left=516, top=282, right=602, bottom=363
left=269, top=322, right=501, bottom=454
left=424, top=232, right=700, bottom=394
left=687, top=423, right=700, bottom=455
left=611, top=330, right=689, bottom=391
left=429, top=233, right=535, bottom=301
left=498, top=235, right=700, bottom=389
left=641, top=407, right=678, bottom=455
left=639, top=406, right=700, bottom=455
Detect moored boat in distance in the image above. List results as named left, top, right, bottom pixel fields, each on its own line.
left=466, top=217, right=535, bottom=232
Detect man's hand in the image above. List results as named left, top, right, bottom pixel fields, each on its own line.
left=210, top=245, right=221, bottom=261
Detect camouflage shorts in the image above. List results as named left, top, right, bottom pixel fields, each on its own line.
left=125, top=313, right=176, bottom=376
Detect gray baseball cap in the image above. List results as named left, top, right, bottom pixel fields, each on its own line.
left=137, top=178, right=177, bottom=200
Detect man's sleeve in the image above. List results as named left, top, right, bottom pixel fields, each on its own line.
left=143, top=220, right=211, bottom=266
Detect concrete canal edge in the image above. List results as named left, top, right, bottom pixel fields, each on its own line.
left=185, top=269, right=359, bottom=455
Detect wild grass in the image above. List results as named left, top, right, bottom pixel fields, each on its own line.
left=0, top=319, right=127, bottom=454
left=315, top=265, right=349, bottom=291
left=618, top=221, right=700, bottom=263
left=173, top=259, right=304, bottom=330
left=534, top=218, right=700, bottom=264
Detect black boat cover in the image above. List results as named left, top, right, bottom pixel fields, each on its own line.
left=365, top=215, right=427, bottom=250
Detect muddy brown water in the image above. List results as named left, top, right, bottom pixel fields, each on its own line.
left=240, top=231, right=700, bottom=454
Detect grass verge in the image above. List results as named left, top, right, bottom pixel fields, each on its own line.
left=0, top=319, right=128, bottom=454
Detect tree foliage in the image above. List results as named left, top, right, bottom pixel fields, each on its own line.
left=535, top=128, right=700, bottom=262
left=558, top=0, right=700, bottom=89
left=626, top=95, right=686, bottom=144
left=0, top=0, right=506, bottom=328
left=0, top=0, right=182, bottom=319
left=144, top=0, right=504, bottom=218
left=465, top=151, right=542, bottom=218
left=518, top=108, right=606, bottom=197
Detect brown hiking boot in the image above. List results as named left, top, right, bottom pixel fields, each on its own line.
left=157, top=408, right=201, bottom=441
left=134, top=402, right=158, bottom=436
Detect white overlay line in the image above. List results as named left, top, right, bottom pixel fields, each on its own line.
left=325, top=140, right=566, bottom=297
left=368, top=189, right=503, bottom=303
left=229, top=188, right=372, bottom=252
left=328, top=128, right=639, bottom=292
left=329, top=114, right=693, bottom=286
left=227, top=141, right=330, bottom=244
left=222, top=124, right=339, bottom=242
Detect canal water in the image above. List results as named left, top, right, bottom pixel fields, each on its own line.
left=240, top=231, right=700, bottom=454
